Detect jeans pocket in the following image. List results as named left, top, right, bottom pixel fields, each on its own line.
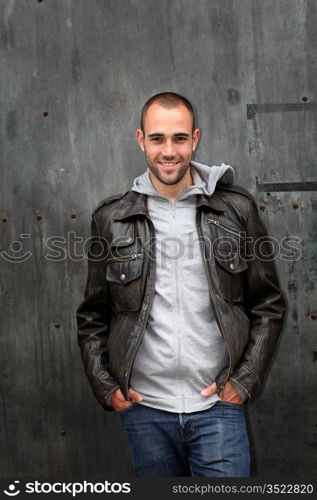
left=117, top=402, right=137, bottom=416
left=220, top=401, right=244, bottom=409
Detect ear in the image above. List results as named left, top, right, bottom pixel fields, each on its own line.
left=136, top=129, right=145, bottom=152
left=192, top=129, right=201, bottom=151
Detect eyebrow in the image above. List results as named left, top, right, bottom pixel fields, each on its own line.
left=147, top=133, right=190, bottom=138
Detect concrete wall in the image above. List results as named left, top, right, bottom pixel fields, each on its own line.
left=0, top=0, right=316, bottom=477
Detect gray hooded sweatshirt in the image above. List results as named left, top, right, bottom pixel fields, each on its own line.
left=129, top=160, right=235, bottom=413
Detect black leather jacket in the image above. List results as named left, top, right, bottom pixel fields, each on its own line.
left=76, top=182, right=286, bottom=410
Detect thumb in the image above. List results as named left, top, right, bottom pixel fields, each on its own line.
left=201, top=382, right=217, bottom=397
left=128, top=388, right=144, bottom=403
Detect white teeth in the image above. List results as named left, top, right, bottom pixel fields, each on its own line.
left=159, top=162, right=178, bottom=166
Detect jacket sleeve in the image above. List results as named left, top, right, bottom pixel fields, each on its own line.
left=76, top=212, right=119, bottom=410
left=229, top=198, right=287, bottom=399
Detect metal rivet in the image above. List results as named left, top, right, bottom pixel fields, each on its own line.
left=259, top=203, right=266, bottom=211
left=301, top=96, right=308, bottom=102
left=54, top=322, right=61, bottom=329
left=60, top=429, right=66, bottom=436
left=2, top=216, right=8, bottom=223
left=311, top=312, right=317, bottom=320
left=36, top=213, right=42, bottom=220
left=120, top=274, right=126, bottom=281
left=43, top=111, right=49, bottom=117
left=70, top=212, right=76, bottom=219
left=292, top=203, right=299, bottom=209
left=229, top=263, right=235, bottom=270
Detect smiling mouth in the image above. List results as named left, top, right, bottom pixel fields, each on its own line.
left=158, top=161, right=179, bottom=168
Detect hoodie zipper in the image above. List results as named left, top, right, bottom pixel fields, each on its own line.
left=171, top=201, right=186, bottom=413
left=107, top=253, right=143, bottom=263
left=207, top=218, right=245, bottom=239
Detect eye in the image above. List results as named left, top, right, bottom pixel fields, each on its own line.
left=150, top=137, right=163, bottom=142
left=175, top=136, right=187, bottom=142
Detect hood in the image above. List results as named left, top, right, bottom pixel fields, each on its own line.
left=131, top=160, right=235, bottom=201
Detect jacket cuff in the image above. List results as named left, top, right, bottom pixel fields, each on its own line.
left=102, top=386, right=120, bottom=411
left=229, top=377, right=250, bottom=402
left=230, top=363, right=260, bottom=399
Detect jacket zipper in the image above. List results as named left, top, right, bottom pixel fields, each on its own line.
left=123, top=217, right=156, bottom=394
left=196, top=210, right=232, bottom=393
left=207, top=218, right=245, bottom=239
left=107, top=253, right=143, bottom=263
left=107, top=313, right=125, bottom=347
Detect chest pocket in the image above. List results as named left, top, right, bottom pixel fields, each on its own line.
left=106, top=237, right=143, bottom=312
left=206, top=217, right=248, bottom=303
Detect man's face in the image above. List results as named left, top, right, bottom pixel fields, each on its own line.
left=136, top=103, right=200, bottom=186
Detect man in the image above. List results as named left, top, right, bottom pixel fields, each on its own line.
left=76, top=92, right=286, bottom=477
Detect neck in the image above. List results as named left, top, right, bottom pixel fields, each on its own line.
left=149, top=168, right=193, bottom=202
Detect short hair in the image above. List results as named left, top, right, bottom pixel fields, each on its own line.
left=140, top=92, right=196, bottom=133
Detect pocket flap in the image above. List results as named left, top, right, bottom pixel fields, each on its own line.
left=214, top=244, right=248, bottom=274
left=106, top=259, right=142, bottom=285
left=110, top=236, right=134, bottom=247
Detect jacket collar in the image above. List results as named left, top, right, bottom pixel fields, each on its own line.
left=113, top=189, right=225, bottom=221
left=196, top=191, right=226, bottom=212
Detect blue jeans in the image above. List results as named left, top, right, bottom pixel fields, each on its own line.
left=119, top=401, right=251, bottom=477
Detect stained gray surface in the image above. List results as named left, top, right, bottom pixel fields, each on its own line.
left=0, top=0, right=316, bottom=477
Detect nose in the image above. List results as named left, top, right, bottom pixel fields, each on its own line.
left=162, top=139, right=176, bottom=158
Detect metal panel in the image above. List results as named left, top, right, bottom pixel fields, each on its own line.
left=0, top=0, right=316, bottom=477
